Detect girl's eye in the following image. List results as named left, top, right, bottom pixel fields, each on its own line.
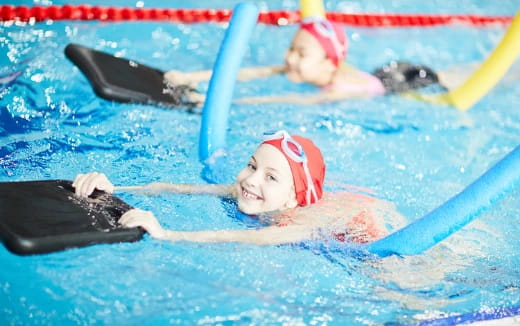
left=247, top=163, right=256, bottom=170
left=267, top=175, right=277, bottom=182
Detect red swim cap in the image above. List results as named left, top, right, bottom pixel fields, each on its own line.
left=262, top=131, right=326, bottom=206
left=300, top=18, right=348, bottom=67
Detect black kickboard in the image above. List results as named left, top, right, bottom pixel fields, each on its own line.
left=65, top=43, right=197, bottom=109
left=0, top=180, right=144, bottom=255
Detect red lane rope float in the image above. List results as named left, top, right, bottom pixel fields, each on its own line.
left=0, top=5, right=513, bottom=27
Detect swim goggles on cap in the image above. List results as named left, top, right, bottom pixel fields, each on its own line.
left=263, top=130, right=318, bottom=205
left=301, top=17, right=345, bottom=66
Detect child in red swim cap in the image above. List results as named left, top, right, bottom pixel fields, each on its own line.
left=234, top=130, right=325, bottom=215
left=166, top=16, right=448, bottom=105
left=73, top=130, right=404, bottom=245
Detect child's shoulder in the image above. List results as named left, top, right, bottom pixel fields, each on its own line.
left=319, top=190, right=406, bottom=241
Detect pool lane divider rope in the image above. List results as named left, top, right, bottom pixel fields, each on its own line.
left=0, top=5, right=513, bottom=27
left=198, top=2, right=258, bottom=180
left=366, top=145, right=520, bottom=257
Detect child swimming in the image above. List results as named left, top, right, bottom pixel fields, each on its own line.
left=166, top=17, right=469, bottom=105
left=73, top=130, right=406, bottom=245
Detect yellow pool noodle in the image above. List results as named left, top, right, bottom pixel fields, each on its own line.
left=447, top=10, right=520, bottom=111
left=403, top=10, right=520, bottom=111
left=300, top=0, right=326, bottom=19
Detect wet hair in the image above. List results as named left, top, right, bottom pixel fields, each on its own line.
left=372, top=61, right=440, bottom=93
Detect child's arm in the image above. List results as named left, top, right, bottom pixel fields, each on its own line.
left=164, top=69, right=213, bottom=87
left=119, top=208, right=315, bottom=245
left=236, top=65, right=286, bottom=81
left=234, top=90, right=367, bottom=105
left=437, top=62, right=480, bottom=90
left=436, top=61, right=519, bottom=91
left=73, top=172, right=235, bottom=198
left=164, top=65, right=285, bottom=87
left=115, top=183, right=234, bottom=197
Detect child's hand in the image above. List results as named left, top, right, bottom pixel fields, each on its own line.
left=119, top=208, right=166, bottom=239
left=164, top=70, right=196, bottom=88
left=72, top=172, right=114, bottom=198
left=118, top=182, right=182, bottom=195
left=185, top=91, right=205, bottom=107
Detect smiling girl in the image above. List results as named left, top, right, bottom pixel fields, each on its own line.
left=73, top=130, right=405, bottom=245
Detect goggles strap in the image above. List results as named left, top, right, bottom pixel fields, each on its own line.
left=302, top=162, right=318, bottom=204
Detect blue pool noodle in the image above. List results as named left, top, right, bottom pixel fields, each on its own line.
left=199, top=2, right=259, bottom=162
left=366, top=145, right=520, bottom=257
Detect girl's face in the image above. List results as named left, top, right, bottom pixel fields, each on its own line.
left=284, top=29, right=336, bottom=87
left=235, top=144, right=297, bottom=215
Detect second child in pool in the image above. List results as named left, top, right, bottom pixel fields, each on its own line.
left=169, top=17, right=474, bottom=105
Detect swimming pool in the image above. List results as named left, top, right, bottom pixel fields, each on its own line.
left=1, top=0, right=519, bottom=324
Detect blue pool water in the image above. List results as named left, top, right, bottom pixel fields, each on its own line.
left=1, top=0, right=519, bottom=325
